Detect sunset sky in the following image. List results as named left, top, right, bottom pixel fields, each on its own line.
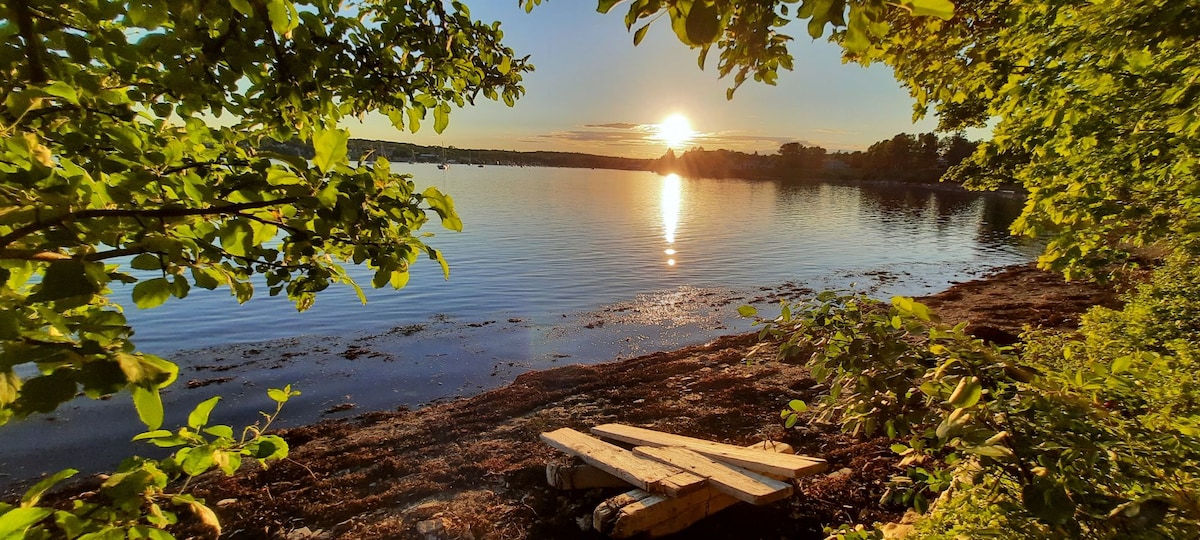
left=346, top=2, right=942, bottom=158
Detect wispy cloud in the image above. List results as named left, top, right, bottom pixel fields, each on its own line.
left=814, top=128, right=858, bottom=136
left=696, top=131, right=812, bottom=147
left=582, top=122, right=649, bottom=130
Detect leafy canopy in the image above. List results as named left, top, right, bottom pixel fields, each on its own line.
left=0, top=0, right=531, bottom=425
left=600, top=0, right=1200, bottom=277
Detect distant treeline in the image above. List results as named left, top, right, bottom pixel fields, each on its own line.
left=259, top=133, right=980, bottom=186
left=649, top=132, right=980, bottom=185
left=259, top=138, right=652, bottom=170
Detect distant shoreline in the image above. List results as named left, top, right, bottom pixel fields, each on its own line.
left=262, top=137, right=1022, bottom=194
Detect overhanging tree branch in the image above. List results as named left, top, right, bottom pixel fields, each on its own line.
left=0, top=198, right=301, bottom=248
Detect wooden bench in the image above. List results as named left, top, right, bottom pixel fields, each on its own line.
left=540, top=424, right=829, bottom=538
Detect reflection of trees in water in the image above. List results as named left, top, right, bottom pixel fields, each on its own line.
left=767, top=180, right=1040, bottom=258
left=979, top=195, right=1024, bottom=235
left=976, top=194, right=1041, bottom=255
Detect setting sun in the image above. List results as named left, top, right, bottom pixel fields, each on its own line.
left=655, top=114, right=695, bottom=149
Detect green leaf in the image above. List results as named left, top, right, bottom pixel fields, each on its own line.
left=128, top=0, right=169, bottom=28
left=427, top=247, right=451, bottom=280
left=406, top=106, right=423, bottom=133
left=28, top=260, right=100, bottom=302
left=788, top=399, right=807, bottom=412
left=41, top=82, right=79, bottom=105
left=132, top=278, right=172, bottom=309
left=685, top=0, right=721, bottom=45
left=597, top=0, right=622, bottom=13
left=130, top=253, right=164, bottom=271
left=0, top=507, right=54, bottom=538
left=966, top=444, right=1013, bottom=458
left=218, top=220, right=253, bottom=257
left=844, top=9, right=871, bottom=53
left=390, top=269, right=410, bottom=289
left=737, top=305, right=758, bottom=317
left=187, top=396, right=221, bottom=429
left=312, top=128, right=349, bottom=174
left=633, top=24, right=651, bottom=46
left=422, top=187, right=463, bottom=231
left=131, top=385, right=164, bottom=430
left=947, top=376, right=982, bottom=408
left=117, top=352, right=178, bottom=387
left=267, top=387, right=291, bottom=403
left=20, top=469, right=77, bottom=507
left=433, top=103, right=451, bottom=134
left=131, top=429, right=173, bottom=442
left=266, top=0, right=298, bottom=36
left=173, top=495, right=221, bottom=535
left=204, top=425, right=235, bottom=439
left=906, top=0, right=954, bottom=20
left=1111, top=355, right=1133, bottom=374
left=228, top=0, right=253, bottom=15
left=12, top=371, right=77, bottom=415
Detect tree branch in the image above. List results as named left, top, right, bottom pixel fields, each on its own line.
left=11, top=0, right=48, bottom=83
left=0, top=198, right=300, bottom=248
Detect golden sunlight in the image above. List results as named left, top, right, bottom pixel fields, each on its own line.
left=661, top=173, right=681, bottom=267
left=655, top=114, right=694, bottom=149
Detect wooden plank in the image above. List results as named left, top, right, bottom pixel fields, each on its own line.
left=591, top=423, right=828, bottom=478
left=545, top=463, right=630, bottom=490
left=539, top=428, right=706, bottom=497
left=609, top=489, right=724, bottom=538
left=633, top=446, right=793, bottom=505
left=594, top=440, right=796, bottom=538
left=592, top=490, right=656, bottom=531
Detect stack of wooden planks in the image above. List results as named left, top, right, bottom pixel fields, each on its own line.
left=540, top=423, right=829, bottom=538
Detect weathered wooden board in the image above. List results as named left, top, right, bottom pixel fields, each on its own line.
left=633, top=446, right=793, bottom=505
left=594, top=440, right=797, bottom=538
left=591, top=423, right=828, bottom=478
left=540, top=428, right=706, bottom=497
left=545, top=463, right=630, bottom=490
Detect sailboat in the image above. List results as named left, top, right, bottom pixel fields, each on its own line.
left=437, top=146, right=449, bottom=169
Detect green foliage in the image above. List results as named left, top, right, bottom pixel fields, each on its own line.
left=583, top=0, right=952, bottom=97
left=849, top=0, right=1200, bottom=276
left=611, top=0, right=1200, bottom=276
left=881, top=465, right=953, bottom=515
left=0, top=388, right=298, bottom=539
left=747, top=285, right=1200, bottom=538
left=749, top=291, right=1001, bottom=439
left=0, top=0, right=531, bottom=424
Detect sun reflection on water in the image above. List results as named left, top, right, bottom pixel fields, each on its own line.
left=662, top=173, right=681, bottom=266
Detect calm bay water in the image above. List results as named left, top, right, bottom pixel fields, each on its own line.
left=1, top=166, right=1040, bottom=484
left=120, top=165, right=1037, bottom=354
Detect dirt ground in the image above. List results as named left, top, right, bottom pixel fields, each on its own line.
left=179, top=263, right=1115, bottom=540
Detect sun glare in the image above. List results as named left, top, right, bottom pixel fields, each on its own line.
left=656, top=114, right=695, bottom=149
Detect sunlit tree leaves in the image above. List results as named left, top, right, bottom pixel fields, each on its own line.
left=0, top=0, right=532, bottom=423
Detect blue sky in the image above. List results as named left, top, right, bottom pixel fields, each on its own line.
left=346, top=1, right=940, bottom=158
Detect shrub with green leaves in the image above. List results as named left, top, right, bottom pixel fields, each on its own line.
left=0, top=386, right=298, bottom=539
left=745, top=284, right=1200, bottom=538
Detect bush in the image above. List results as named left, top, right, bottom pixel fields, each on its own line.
left=746, top=266, right=1200, bottom=538
left=0, top=387, right=298, bottom=539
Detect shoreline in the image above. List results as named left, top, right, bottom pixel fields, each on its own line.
left=0, top=260, right=1018, bottom=487
left=168, top=262, right=1114, bottom=539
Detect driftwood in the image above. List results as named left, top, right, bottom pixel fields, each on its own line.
left=539, top=428, right=705, bottom=497
left=592, top=439, right=800, bottom=538
left=590, top=423, right=828, bottom=478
